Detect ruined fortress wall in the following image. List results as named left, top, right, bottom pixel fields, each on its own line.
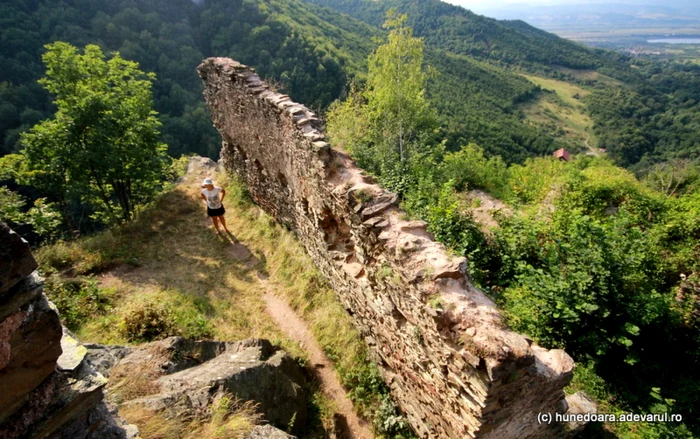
left=198, top=57, right=575, bottom=438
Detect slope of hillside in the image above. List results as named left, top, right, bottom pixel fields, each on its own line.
left=304, top=0, right=700, bottom=167
left=305, top=0, right=603, bottom=69
left=0, top=0, right=594, bottom=164
left=426, top=50, right=570, bottom=161
left=0, top=0, right=376, bottom=157
left=36, top=158, right=394, bottom=437
left=2, top=0, right=698, bottom=169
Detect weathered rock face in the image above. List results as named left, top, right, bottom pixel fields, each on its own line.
left=246, top=425, right=297, bottom=439
left=0, top=293, right=63, bottom=422
left=0, top=222, right=38, bottom=294
left=112, top=337, right=308, bottom=435
left=0, top=222, right=135, bottom=439
left=199, top=58, right=578, bottom=438
left=0, top=223, right=63, bottom=424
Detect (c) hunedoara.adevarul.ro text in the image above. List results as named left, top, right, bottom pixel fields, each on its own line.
left=537, top=412, right=683, bottom=424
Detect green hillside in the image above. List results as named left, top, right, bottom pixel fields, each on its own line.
left=305, top=0, right=603, bottom=69
left=0, top=0, right=377, bottom=158
left=307, top=0, right=700, bottom=168
left=0, top=0, right=602, bottom=164
left=3, top=0, right=700, bottom=168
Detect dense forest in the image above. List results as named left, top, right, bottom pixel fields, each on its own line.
left=587, top=60, right=700, bottom=169
left=307, top=0, right=604, bottom=69
left=0, top=0, right=623, bottom=165
left=0, top=0, right=375, bottom=158
left=3, top=0, right=698, bottom=168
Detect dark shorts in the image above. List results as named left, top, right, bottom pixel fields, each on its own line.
left=207, top=206, right=225, bottom=217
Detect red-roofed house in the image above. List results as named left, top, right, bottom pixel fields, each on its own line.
left=553, top=148, right=571, bottom=162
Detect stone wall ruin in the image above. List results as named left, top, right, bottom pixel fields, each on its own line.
left=198, top=57, right=578, bottom=438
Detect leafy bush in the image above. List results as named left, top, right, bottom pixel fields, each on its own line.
left=0, top=187, right=62, bottom=240
left=376, top=395, right=411, bottom=436
left=441, top=143, right=509, bottom=196
left=44, top=276, right=114, bottom=330
left=119, top=299, right=177, bottom=342
left=507, top=156, right=569, bottom=204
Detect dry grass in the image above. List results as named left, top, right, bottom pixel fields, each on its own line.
left=38, top=182, right=290, bottom=349
left=521, top=74, right=591, bottom=107
left=37, top=166, right=389, bottom=437
left=187, top=396, right=262, bottom=439
left=552, top=66, right=624, bottom=86
left=107, top=345, right=169, bottom=403
left=118, top=406, right=186, bottom=439
left=120, top=395, right=261, bottom=439
left=520, top=74, right=598, bottom=152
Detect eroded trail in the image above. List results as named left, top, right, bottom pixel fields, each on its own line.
left=96, top=159, right=375, bottom=438
left=262, top=288, right=374, bottom=439
left=215, top=209, right=374, bottom=438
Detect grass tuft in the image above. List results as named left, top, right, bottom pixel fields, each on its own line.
left=37, top=168, right=415, bottom=438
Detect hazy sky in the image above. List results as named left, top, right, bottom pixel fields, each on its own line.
left=444, top=0, right=666, bottom=13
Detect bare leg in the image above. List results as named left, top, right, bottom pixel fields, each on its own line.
left=211, top=216, right=221, bottom=234
left=218, top=215, right=230, bottom=233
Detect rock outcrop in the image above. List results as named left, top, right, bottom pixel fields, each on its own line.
left=246, top=425, right=297, bottom=439
left=198, top=58, right=580, bottom=438
left=0, top=222, right=135, bottom=439
left=107, top=337, right=308, bottom=435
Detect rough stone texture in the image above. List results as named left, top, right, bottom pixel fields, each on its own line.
left=246, top=425, right=297, bottom=439
left=199, top=58, right=579, bottom=438
left=564, top=392, right=598, bottom=435
left=0, top=222, right=135, bottom=439
left=46, top=400, right=139, bottom=439
left=119, top=337, right=308, bottom=435
left=84, top=344, right=132, bottom=378
left=0, top=324, right=135, bottom=439
left=0, top=222, right=38, bottom=296
left=0, top=293, right=63, bottom=423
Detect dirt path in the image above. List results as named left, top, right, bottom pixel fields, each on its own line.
left=262, top=288, right=374, bottom=439
left=584, top=132, right=599, bottom=156
left=216, top=228, right=373, bottom=438
left=191, top=163, right=374, bottom=438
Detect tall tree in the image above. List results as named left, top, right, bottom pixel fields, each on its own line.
left=21, top=42, right=169, bottom=224
left=366, top=10, right=436, bottom=164
left=327, top=10, right=437, bottom=177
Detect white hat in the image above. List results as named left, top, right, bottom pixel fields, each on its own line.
left=202, top=178, right=213, bottom=187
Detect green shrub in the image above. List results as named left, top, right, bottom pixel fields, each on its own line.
left=376, top=395, right=411, bottom=436
left=507, top=156, right=569, bottom=204
left=119, top=299, right=176, bottom=342
left=44, top=276, right=113, bottom=330
left=441, top=143, right=509, bottom=197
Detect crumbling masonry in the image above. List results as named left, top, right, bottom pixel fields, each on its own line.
left=198, top=57, right=579, bottom=438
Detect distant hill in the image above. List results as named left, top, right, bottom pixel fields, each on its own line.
left=0, top=0, right=583, bottom=162
left=306, top=0, right=603, bottom=69
left=1, top=0, right=698, bottom=167
left=472, top=2, right=700, bottom=31
left=300, top=0, right=700, bottom=167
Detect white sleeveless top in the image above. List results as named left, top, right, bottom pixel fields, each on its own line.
left=202, top=187, right=222, bottom=209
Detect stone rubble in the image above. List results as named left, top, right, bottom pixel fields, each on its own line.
left=198, top=57, right=586, bottom=438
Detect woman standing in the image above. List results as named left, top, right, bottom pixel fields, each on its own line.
left=200, top=178, right=230, bottom=235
